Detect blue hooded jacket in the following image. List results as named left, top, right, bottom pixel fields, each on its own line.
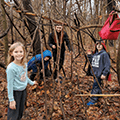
left=88, top=49, right=110, bottom=78
left=28, top=50, right=52, bottom=73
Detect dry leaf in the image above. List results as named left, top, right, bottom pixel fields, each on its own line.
left=65, top=94, right=69, bottom=98
left=57, top=109, right=62, bottom=115
left=47, top=90, right=50, bottom=94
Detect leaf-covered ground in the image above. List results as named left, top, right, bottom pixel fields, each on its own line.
left=0, top=46, right=120, bottom=120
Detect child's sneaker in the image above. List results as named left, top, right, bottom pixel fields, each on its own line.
left=87, top=101, right=95, bottom=106
left=55, top=79, right=62, bottom=84
left=59, top=75, right=63, bottom=79
left=55, top=79, right=58, bottom=83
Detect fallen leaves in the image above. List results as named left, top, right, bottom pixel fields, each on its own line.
left=114, top=102, right=120, bottom=107
left=0, top=49, right=120, bottom=120
left=0, top=81, right=7, bottom=92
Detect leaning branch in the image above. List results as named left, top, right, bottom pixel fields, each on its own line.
left=0, top=25, right=10, bottom=39
left=2, top=4, right=26, bottom=41
left=4, top=1, right=103, bottom=32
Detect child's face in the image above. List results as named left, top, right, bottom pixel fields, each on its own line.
left=44, top=56, right=50, bottom=61
left=55, top=25, right=63, bottom=33
left=11, top=46, right=24, bottom=62
left=96, top=43, right=103, bottom=52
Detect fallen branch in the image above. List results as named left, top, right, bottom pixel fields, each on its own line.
left=75, top=94, right=120, bottom=97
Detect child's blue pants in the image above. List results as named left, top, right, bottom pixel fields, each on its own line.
left=90, top=77, right=102, bottom=103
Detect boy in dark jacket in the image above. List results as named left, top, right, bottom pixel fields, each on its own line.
left=28, top=50, right=52, bottom=81
left=87, top=41, right=110, bottom=106
left=48, top=24, right=71, bottom=79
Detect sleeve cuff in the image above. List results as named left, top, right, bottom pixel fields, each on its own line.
left=9, top=98, right=14, bottom=102
left=27, top=77, right=34, bottom=85
left=29, top=81, right=34, bottom=85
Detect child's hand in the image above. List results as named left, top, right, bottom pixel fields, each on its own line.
left=87, top=50, right=92, bottom=54
left=52, top=45, right=56, bottom=49
left=9, top=100, right=16, bottom=109
left=101, top=74, right=106, bottom=80
left=41, top=69, right=43, bottom=73
left=34, top=81, right=38, bottom=85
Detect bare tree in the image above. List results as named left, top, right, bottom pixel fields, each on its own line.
left=1, top=0, right=8, bottom=65
left=21, top=0, right=41, bottom=55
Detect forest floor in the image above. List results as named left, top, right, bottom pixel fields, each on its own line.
left=0, top=45, right=120, bottom=120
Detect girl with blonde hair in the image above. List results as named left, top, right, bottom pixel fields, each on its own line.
left=6, top=42, right=37, bottom=120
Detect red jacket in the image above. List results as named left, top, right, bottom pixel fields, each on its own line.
left=99, top=11, right=120, bottom=40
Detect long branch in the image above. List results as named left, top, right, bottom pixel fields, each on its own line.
left=0, top=25, right=10, bottom=39
left=4, top=1, right=103, bottom=32
left=2, top=4, right=26, bottom=41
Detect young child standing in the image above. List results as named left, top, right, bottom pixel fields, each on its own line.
left=6, top=42, right=38, bottom=120
left=87, top=41, right=110, bottom=106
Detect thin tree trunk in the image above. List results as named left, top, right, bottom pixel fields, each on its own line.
left=1, top=0, right=8, bottom=65
left=117, top=37, right=120, bottom=85
left=22, top=0, right=41, bottom=55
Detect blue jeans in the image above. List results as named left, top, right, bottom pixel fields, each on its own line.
left=7, top=89, right=26, bottom=120
left=90, top=77, right=102, bottom=103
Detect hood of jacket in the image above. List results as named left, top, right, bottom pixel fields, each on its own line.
left=28, top=50, right=52, bottom=69
left=42, top=50, right=52, bottom=59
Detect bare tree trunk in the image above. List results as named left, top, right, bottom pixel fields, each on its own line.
left=89, top=0, right=93, bottom=47
left=117, top=37, right=120, bottom=85
left=83, top=0, right=86, bottom=45
left=95, top=0, right=99, bottom=39
left=1, top=0, right=8, bottom=65
left=114, top=40, right=117, bottom=61
left=107, top=0, right=116, bottom=14
left=107, top=0, right=116, bottom=51
left=63, top=0, right=66, bottom=21
left=22, top=0, right=41, bottom=55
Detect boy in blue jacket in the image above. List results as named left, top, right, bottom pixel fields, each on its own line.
left=28, top=50, right=52, bottom=81
left=87, top=41, right=110, bottom=106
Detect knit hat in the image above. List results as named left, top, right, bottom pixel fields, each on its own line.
left=100, top=41, right=107, bottom=51
left=93, top=40, right=107, bottom=53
